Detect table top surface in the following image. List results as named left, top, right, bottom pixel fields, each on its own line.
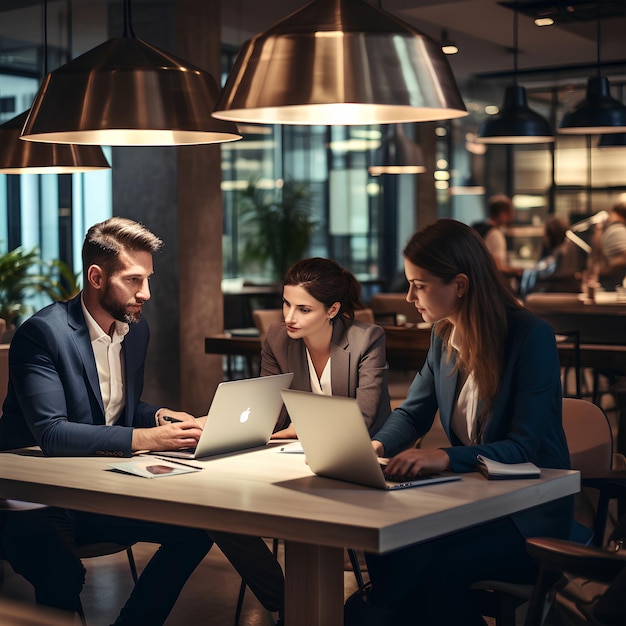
left=525, top=292, right=626, bottom=315
left=0, top=446, right=579, bottom=555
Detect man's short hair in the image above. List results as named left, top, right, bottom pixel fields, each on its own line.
left=612, top=201, right=626, bottom=222
left=487, top=194, right=513, bottom=219
left=82, top=217, right=163, bottom=275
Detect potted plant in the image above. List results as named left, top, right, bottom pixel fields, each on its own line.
left=238, top=178, right=317, bottom=281
left=0, top=247, right=81, bottom=329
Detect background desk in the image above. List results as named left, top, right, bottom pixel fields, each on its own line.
left=525, top=293, right=626, bottom=344
left=205, top=324, right=433, bottom=377
left=0, top=448, right=579, bottom=626
left=525, top=293, right=626, bottom=453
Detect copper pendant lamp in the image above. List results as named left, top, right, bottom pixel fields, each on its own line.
left=213, top=0, right=467, bottom=126
left=21, top=0, right=241, bottom=146
left=477, top=1, right=554, bottom=144
left=368, top=125, right=426, bottom=175
left=0, top=0, right=110, bottom=173
left=558, top=1, right=626, bottom=135
left=0, top=111, right=110, bottom=174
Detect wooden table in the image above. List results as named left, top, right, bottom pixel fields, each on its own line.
left=525, top=292, right=626, bottom=344
left=0, top=447, right=579, bottom=626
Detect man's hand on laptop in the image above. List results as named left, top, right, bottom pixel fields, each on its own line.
left=132, top=421, right=204, bottom=451
left=155, top=408, right=196, bottom=425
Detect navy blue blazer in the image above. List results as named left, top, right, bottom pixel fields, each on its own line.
left=0, top=295, right=158, bottom=457
left=374, top=307, right=573, bottom=538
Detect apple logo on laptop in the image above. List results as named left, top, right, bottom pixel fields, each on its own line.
left=239, top=407, right=251, bottom=423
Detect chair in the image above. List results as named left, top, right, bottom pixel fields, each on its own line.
left=252, top=308, right=283, bottom=344
left=353, top=308, right=375, bottom=324
left=234, top=537, right=279, bottom=626
left=523, top=534, right=626, bottom=626
left=369, top=293, right=423, bottom=325
left=472, top=398, right=614, bottom=626
left=0, top=499, right=139, bottom=625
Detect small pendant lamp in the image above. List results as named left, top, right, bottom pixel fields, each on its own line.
left=368, top=125, right=426, bottom=175
left=477, top=0, right=554, bottom=144
left=0, top=0, right=110, bottom=173
left=558, top=1, right=626, bottom=134
left=0, top=111, right=109, bottom=174
left=213, top=0, right=467, bottom=126
left=21, top=0, right=241, bottom=146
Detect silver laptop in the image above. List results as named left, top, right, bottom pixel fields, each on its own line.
left=280, top=389, right=461, bottom=490
left=160, top=373, right=294, bottom=459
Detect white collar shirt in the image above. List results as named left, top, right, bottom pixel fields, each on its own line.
left=81, top=296, right=129, bottom=426
left=449, top=327, right=479, bottom=445
left=306, top=348, right=332, bottom=396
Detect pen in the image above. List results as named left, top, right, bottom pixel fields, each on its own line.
left=151, top=455, right=204, bottom=471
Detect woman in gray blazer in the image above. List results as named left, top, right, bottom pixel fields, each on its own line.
left=261, top=257, right=391, bottom=437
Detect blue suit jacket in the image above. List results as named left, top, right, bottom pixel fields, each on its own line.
left=374, top=307, right=573, bottom=538
left=0, top=295, right=158, bottom=457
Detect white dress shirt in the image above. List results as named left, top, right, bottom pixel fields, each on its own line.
left=448, top=328, right=479, bottom=445
left=306, top=348, right=332, bottom=396
left=81, top=297, right=129, bottom=426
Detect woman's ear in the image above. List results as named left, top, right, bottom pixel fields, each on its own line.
left=455, top=273, right=469, bottom=298
left=328, top=301, right=341, bottom=320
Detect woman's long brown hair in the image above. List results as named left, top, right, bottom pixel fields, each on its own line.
left=403, top=219, right=520, bottom=408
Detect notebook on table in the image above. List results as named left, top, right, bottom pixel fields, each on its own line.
left=158, top=373, right=294, bottom=459
left=280, top=389, right=461, bottom=491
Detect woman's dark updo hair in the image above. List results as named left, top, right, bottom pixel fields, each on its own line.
left=283, top=257, right=364, bottom=320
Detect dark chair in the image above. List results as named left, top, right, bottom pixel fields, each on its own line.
left=0, top=499, right=138, bottom=626
left=234, top=537, right=279, bottom=626
left=472, top=398, right=614, bottom=626
left=524, top=535, right=626, bottom=626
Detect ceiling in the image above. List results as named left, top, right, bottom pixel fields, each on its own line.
left=1, top=1, right=626, bottom=94
left=219, top=0, right=626, bottom=88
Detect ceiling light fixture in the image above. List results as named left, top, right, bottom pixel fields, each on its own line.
left=368, top=124, right=426, bottom=175
left=558, top=0, right=626, bottom=134
left=21, top=0, right=241, bottom=146
left=440, top=30, right=459, bottom=55
left=0, top=112, right=110, bottom=174
left=477, top=0, right=554, bottom=144
left=0, top=0, right=110, bottom=173
left=534, top=17, right=554, bottom=27
left=212, top=0, right=467, bottom=126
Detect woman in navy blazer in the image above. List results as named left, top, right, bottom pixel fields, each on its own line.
left=261, top=257, right=391, bottom=437
left=346, top=219, right=573, bottom=626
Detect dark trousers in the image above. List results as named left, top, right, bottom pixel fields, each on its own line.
left=351, top=517, right=539, bottom=626
left=0, top=507, right=283, bottom=624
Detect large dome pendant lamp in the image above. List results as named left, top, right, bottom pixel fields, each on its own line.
left=477, top=0, right=554, bottom=144
left=559, top=0, right=626, bottom=134
left=0, top=0, right=109, bottom=174
left=212, top=0, right=468, bottom=126
left=20, top=0, right=241, bottom=146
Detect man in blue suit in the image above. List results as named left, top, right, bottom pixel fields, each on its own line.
left=0, top=217, right=283, bottom=625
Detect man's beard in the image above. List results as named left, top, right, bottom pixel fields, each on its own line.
left=101, top=286, right=143, bottom=325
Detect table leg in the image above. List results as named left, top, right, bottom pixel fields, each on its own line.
left=284, top=541, right=344, bottom=626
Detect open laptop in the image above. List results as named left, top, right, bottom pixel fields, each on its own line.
left=280, top=389, right=461, bottom=490
left=159, top=373, right=294, bottom=459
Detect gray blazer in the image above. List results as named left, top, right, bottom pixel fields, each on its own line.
left=261, top=317, right=391, bottom=435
